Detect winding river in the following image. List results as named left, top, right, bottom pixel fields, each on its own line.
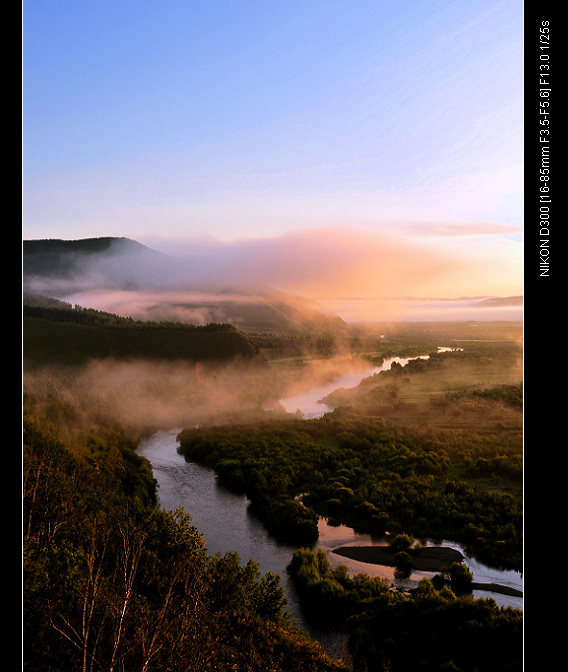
left=276, top=354, right=430, bottom=418
left=136, top=354, right=522, bottom=633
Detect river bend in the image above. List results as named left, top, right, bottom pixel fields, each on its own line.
left=137, top=353, right=522, bottom=629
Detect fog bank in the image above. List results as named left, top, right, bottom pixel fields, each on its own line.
left=24, top=227, right=522, bottom=323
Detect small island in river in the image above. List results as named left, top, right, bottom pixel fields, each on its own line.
left=332, top=544, right=463, bottom=572
left=332, top=545, right=523, bottom=597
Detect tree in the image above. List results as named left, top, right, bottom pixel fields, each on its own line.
left=109, top=522, right=147, bottom=672
left=390, top=533, right=414, bottom=551
left=49, top=511, right=111, bottom=672
left=394, top=551, right=412, bottom=578
left=449, top=563, right=473, bottom=595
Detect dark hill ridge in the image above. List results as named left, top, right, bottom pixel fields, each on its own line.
left=23, top=236, right=155, bottom=276
left=23, top=237, right=177, bottom=294
left=22, top=237, right=356, bottom=345
left=22, top=298, right=268, bottom=368
left=23, top=315, right=268, bottom=368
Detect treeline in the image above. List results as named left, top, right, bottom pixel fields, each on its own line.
left=23, top=296, right=237, bottom=332
left=288, top=547, right=522, bottom=672
left=177, top=407, right=522, bottom=571
left=446, top=383, right=523, bottom=410
left=243, top=328, right=343, bottom=359
left=23, top=416, right=348, bottom=672
left=23, top=300, right=269, bottom=368
left=383, top=341, right=521, bottom=375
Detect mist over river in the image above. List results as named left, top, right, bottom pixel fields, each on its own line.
left=276, top=354, right=430, bottom=418
left=137, top=355, right=522, bottom=634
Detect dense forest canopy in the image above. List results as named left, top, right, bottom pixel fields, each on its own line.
left=23, top=417, right=349, bottom=672
left=177, top=395, right=522, bottom=571
left=23, top=296, right=268, bottom=371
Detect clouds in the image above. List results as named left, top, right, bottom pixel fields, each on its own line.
left=25, top=223, right=520, bottom=323
left=143, top=223, right=522, bottom=304
left=400, top=221, right=522, bottom=239
left=212, top=228, right=456, bottom=298
left=23, top=0, right=523, bottom=325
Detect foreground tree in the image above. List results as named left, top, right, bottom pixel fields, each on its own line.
left=23, top=418, right=347, bottom=671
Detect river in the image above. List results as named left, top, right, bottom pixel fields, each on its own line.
left=136, top=353, right=522, bottom=633
left=276, top=354, right=430, bottom=418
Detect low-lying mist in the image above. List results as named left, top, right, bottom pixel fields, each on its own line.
left=22, top=347, right=402, bottom=449
left=23, top=357, right=281, bottom=445
left=23, top=228, right=523, bottom=324
left=23, top=323, right=523, bottom=454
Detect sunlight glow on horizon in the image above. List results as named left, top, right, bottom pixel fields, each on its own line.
left=22, top=1, right=523, bottom=310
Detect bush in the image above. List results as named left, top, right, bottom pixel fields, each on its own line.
left=394, top=551, right=412, bottom=574
left=391, top=533, right=414, bottom=551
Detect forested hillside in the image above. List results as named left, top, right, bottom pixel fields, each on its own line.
left=23, top=236, right=166, bottom=282
left=23, top=417, right=348, bottom=672
left=23, top=299, right=268, bottom=368
left=22, top=237, right=362, bottom=359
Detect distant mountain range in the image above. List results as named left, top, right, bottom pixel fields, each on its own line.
left=476, top=296, right=522, bottom=308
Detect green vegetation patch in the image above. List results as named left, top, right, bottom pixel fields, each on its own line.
left=23, top=418, right=348, bottom=672
left=23, top=312, right=266, bottom=368
left=178, top=404, right=522, bottom=571
left=287, top=547, right=522, bottom=672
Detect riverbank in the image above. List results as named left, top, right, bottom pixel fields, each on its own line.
left=331, top=545, right=523, bottom=597
left=471, top=582, right=523, bottom=597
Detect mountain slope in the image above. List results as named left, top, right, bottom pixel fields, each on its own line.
left=22, top=237, right=358, bottom=352
left=23, top=237, right=176, bottom=293
left=23, top=298, right=268, bottom=368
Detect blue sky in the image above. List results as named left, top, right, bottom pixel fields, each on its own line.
left=22, top=1, right=523, bottom=311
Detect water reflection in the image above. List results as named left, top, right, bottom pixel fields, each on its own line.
left=137, top=429, right=310, bottom=629
left=138, top=429, right=522, bottom=621
left=318, top=519, right=522, bottom=608
left=278, top=355, right=429, bottom=418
